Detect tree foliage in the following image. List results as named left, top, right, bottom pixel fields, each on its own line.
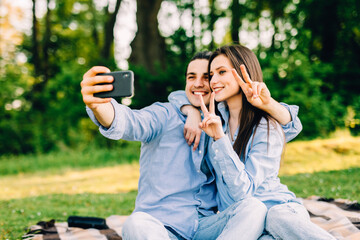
left=0, top=0, right=359, bottom=155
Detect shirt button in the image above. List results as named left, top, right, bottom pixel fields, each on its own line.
left=215, top=149, right=218, bottom=153
left=222, top=171, right=225, bottom=174
left=197, top=170, right=200, bottom=173
left=199, top=150, right=202, bottom=154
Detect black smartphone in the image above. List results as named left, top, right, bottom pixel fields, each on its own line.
left=94, top=70, right=134, bottom=98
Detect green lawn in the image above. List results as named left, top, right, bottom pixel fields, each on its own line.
left=0, top=135, right=359, bottom=239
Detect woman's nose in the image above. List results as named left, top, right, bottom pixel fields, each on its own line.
left=210, top=74, right=218, bottom=85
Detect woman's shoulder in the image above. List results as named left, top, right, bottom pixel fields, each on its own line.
left=253, top=117, right=284, bottom=141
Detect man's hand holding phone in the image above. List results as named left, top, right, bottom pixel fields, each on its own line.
left=81, top=66, right=114, bottom=111
left=81, top=66, right=134, bottom=110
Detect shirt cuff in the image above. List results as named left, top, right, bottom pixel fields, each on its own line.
left=168, top=90, right=191, bottom=115
left=279, top=102, right=299, bottom=129
left=86, top=99, right=125, bottom=139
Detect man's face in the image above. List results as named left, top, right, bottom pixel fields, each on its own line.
left=185, top=59, right=211, bottom=107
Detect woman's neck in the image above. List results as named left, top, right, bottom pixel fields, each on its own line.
left=226, top=93, right=242, bottom=138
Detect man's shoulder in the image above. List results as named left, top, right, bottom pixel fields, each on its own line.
left=139, top=102, right=184, bottom=123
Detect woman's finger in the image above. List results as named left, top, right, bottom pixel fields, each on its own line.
left=240, top=65, right=252, bottom=84
left=209, top=92, right=215, bottom=114
left=232, top=69, right=250, bottom=94
left=251, top=82, right=259, bottom=98
left=198, top=94, right=209, bottom=115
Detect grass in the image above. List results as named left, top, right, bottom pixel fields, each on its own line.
left=0, top=192, right=137, bottom=239
left=0, top=134, right=359, bottom=239
left=0, top=142, right=141, bottom=176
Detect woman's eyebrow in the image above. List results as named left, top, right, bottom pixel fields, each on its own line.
left=215, top=66, right=227, bottom=71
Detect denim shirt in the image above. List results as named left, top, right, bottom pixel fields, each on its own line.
left=86, top=99, right=217, bottom=239
left=168, top=91, right=302, bottom=211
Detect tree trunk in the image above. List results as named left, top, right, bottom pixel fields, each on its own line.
left=31, top=0, right=41, bottom=76
left=230, top=0, right=240, bottom=43
left=208, top=0, right=216, bottom=50
left=129, top=0, right=166, bottom=74
left=101, top=0, right=122, bottom=60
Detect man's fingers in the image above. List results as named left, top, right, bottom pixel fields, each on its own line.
left=188, top=133, right=195, bottom=146
left=82, top=84, right=113, bottom=95
left=83, top=95, right=112, bottom=105
left=198, top=94, right=209, bottom=115
left=209, top=92, right=215, bottom=114
left=193, top=132, right=201, bottom=151
left=184, top=129, right=191, bottom=142
left=82, top=75, right=114, bottom=88
left=240, top=65, right=252, bottom=84
left=83, top=66, right=111, bottom=79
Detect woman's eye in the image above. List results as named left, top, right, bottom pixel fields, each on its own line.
left=219, top=70, right=226, bottom=75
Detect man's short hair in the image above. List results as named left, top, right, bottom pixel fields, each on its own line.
left=185, top=51, right=212, bottom=77
left=190, top=51, right=212, bottom=61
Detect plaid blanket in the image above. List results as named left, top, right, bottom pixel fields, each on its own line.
left=23, top=197, right=360, bottom=240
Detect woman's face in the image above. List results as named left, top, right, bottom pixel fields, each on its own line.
left=209, top=54, right=240, bottom=102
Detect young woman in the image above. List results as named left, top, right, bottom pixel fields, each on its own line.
left=191, top=45, right=335, bottom=239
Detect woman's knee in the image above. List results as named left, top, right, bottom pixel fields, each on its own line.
left=232, top=197, right=267, bottom=218
left=265, top=202, right=308, bottom=230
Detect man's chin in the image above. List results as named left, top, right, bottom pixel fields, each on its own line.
left=189, top=98, right=210, bottom=107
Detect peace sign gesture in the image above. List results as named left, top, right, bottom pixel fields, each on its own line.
left=198, top=92, right=225, bottom=141
left=232, top=65, right=271, bottom=110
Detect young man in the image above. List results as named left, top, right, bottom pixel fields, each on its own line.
left=80, top=51, right=301, bottom=239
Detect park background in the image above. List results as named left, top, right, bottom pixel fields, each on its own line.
left=0, top=0, right=360, bottom=238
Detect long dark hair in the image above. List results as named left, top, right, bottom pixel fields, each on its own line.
left=208, top=45, right=273, bottom=161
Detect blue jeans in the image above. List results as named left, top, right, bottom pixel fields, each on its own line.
left=122, top=197, right=267, bottom=240
left=259, top=202, right=336, bottom=240
left=194, top=197, right=267, bottom=240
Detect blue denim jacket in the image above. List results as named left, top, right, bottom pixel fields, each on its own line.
left=86, top=99, right=217, bottom=239
left=168, top=91, right=302, bottom=211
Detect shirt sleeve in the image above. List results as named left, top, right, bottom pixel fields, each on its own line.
left=209, top=121, right=284, bottom=202
left=168, top=90, right=191, bottom=114
left=86, top=99, right=170, bottom=142
left=279, top=102, right=302, bottom=142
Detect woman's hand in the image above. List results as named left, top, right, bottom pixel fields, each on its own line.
left=232, top=65, right=271, bottom=110
left=182, top=105, right=202, bottom=151
left=81, top=66, right=114, bottom=111
left=232, top=65, right=292, bottom=125
left=198, top=92, right=225, bottom=141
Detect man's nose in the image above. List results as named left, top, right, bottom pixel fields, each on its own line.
left=194, top=77, right=204, bottom=87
